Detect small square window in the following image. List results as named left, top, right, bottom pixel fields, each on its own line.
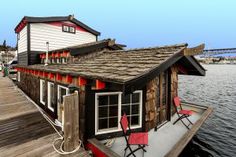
left=63, top=25, right=69, bottom=32
left=69, top=26, right=75, bottom=33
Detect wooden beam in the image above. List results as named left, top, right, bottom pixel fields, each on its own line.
left=63, top=92, right=80, bottom=152
left=95, top=80, right=105, bottom=90
left=56, top=73, right=62, bottom=81
left=77, top=77, right=87, bottom=86
left=66, top=75, right=73, bottom=84
left=184, top=44, right=205, bottom=56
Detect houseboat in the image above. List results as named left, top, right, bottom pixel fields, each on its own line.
left=14, top=15, right=213, bottom=157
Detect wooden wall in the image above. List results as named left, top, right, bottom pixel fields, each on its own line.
left=170, top=65, right=179, bottom=116
left=17, top=72, right=40, bottom=104
left=17, top=72, right=87, bottom=141
left=145, top=65, right=179, bottom=131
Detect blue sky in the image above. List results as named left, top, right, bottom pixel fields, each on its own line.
left=1, top=0, right=236, bottom=49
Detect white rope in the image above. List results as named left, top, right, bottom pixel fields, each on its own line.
left=17, top=87, right=90, bottom=156
left=104, top=138, right=116, bottom=148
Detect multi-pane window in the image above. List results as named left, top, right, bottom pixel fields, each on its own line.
left=62, top=25, right=76, bottom=33
left=48, top=82, right=55, bottom=112
left=95, top=91, right=142, bottom=134
left=40, top=79, right=46, bottom=105
left=98, top=94, right=119, bottom=131
left=121, top=92, right=141, bottom=126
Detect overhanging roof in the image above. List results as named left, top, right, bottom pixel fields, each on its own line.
left=15, top=15, right=100, bottom=36
left=17, top=43, right=206, bottom=93
left=47, top=39, right=125, bottom=56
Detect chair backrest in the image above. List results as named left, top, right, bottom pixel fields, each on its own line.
left=120, top=113, right=129, bottom=134
left=174, top=96, right=181, bottom=107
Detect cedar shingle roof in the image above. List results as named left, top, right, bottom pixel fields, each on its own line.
left=24, top=43, right=188, bottom=84
left=48, top=39, right=125, bottom=55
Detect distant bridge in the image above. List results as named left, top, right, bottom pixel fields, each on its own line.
left=201, top=48, right=236, bottom=57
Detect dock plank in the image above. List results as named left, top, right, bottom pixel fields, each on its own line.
left=0, top=76, right=90, bottom=157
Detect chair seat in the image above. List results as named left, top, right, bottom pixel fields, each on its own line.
left=178, top=109, right=193, bottom=115
left=128, top=132, right=148, bottom=145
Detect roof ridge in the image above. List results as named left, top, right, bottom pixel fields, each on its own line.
left=104, top=43, right=188, bottom=53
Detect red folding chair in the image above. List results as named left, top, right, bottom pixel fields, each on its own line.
left=120, top=113, right=148, bottom=157
left=173, top=97, right=193, bottom=129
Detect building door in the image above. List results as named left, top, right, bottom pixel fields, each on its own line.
left=57, top=85, right=69, bottom=126
left=156, top=71, right=169, bottom=126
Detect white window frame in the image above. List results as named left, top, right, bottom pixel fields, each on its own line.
left=57, top=85, right=69, bottom=128
left=17, top=71, right=20, bottom=82
left=62, top=58, right=67, bottom=64
left=57, top=85, right=69, bottom=104
left=47, top=82, right=55, bottom=112
left=95, top=90, right=143, bottom=135
left=57, top=58, right=61, bottom=64
left=40, top=79, right=45, bottom=105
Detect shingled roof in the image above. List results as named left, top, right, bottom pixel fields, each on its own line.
left=48, top=39, right=125, bottom=56
left=18, top=43, right=206, bottom=92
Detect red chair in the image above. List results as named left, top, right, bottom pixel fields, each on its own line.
left=173, top=97, right=193, bottom=129
left=120, top=113, right=148, bottom=157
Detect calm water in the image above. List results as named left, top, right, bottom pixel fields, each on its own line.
left=178, top=65, right=236, bottom=157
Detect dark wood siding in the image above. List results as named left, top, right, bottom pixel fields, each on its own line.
left=18, top=51, right=28, bottom=66
left=29, top=51, right=43, bottom=65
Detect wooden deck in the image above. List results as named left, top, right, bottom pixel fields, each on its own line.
left=0, top=76, right=90, bottom=157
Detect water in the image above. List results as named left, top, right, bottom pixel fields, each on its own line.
left=178, top=65, right=236, bottom=157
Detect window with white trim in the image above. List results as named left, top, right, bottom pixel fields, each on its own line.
left=40, top=79, right=46, bottom=105
left=57, top=58, right=61, bottom=64
left=58, top=85, right=69, bottom=104
left=121, top=92, right=141, bottom=126
left=95, top=91, right=142, bottom=135
left=62, top=25, right=76, bottom=33
left=48, top=82, right=55, bottom=112
left=17, top=72, right=20, bottom=82
left=62, top=58, right=67, bottom=64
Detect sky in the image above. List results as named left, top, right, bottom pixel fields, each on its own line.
left=0, top=0, right=236, bottom=49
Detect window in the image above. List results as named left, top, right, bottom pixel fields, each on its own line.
left=62, top=25, right=69, bottom=32
left=48, top=82, right=55, bottom=112
left=40, top=79, right=46, bottom=105
left=58, top=85, right=69, bottom=104
left=95, top=91, right=142, bottom=135
left=69, top=27, right=75, bottom=33
left=62, top=58, right=67, bottom=64
left=17, top=72, right=20, bottom=82
left=62, top=25, right=76, bottom=33
left=121, top=92, right=141, bottom=126
left=57, top=58, right=61, bottom=64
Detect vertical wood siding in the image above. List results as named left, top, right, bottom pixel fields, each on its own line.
left=18, top=26, right=27, bottom=54
left=145, top=66, right=178, bottom=131
left=30, top=23, right=96, bottom=52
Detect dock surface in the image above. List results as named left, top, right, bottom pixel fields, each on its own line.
left=0, top=76, right=90, bottom=157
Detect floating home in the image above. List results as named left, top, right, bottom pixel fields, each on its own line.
left=15, top=15, right=213, bottom=157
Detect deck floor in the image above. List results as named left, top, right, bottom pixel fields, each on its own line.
left=0, top=75, right=90, bottom=157
left=103, top=104, right=212, bottom=157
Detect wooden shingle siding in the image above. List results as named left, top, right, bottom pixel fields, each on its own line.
left=30, top=23, right=96, bottom=52
left=18, top=26, right=27, bottom=53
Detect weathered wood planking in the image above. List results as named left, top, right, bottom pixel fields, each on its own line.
left=0, top=76, right=90, bottom=157
left=63, top=92, right=80, bottom=152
